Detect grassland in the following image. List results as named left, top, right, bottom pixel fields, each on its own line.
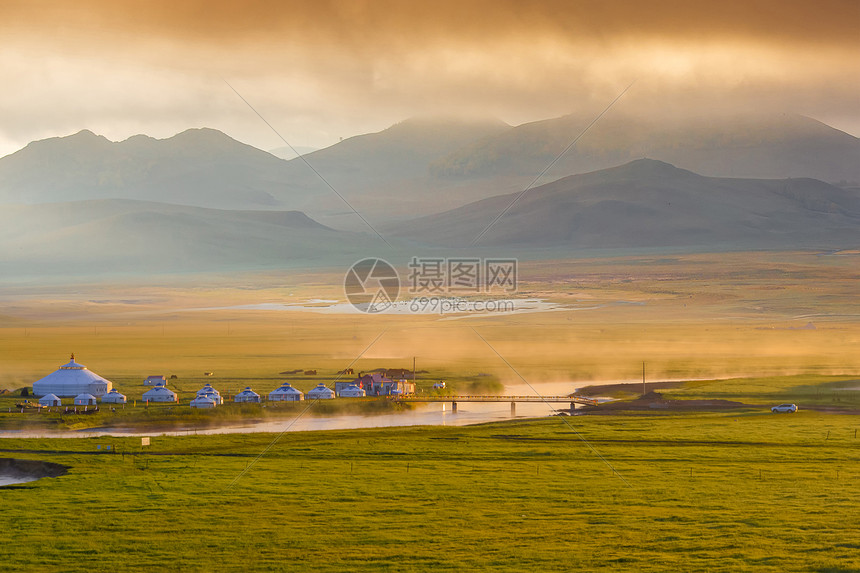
left=1, top=411, right=859, bottom=572
left=1, top=250, right=858, bottom=571
left=1, top=251, right=858, bottom=394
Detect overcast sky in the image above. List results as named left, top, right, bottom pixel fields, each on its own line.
left=1, top=0, right=858, bottom=157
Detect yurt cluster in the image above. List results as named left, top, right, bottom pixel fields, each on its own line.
left=32, top=355, right=127, bottom=410
left=28, top=355, right=403, bottom=409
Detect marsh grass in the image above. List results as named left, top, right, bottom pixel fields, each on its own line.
left=662, top=375, right=860, bottom=409
left=1, top=412, right=858, bottom=571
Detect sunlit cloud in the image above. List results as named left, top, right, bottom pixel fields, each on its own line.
left=0, top=0, right=857, bottom=157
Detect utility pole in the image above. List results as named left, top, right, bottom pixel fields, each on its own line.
left=642, top=361, right=646, bottom=396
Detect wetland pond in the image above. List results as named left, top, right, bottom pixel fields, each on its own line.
left=0, top=459, right=69, bottom=486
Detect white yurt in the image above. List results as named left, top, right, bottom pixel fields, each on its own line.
left=38, top=393, right=61, bottom=407
left=32, top=355, right=112, bottom=398
left=142, top=386, right=178, bottom=403
left=190, top=395, right=217, bottom=409
left=339, top=384, right=366, bottom=398
left=268, top=383, right=304, bottom=402
left=73, top=393, right=97, bottom=406
left=307, top=383, right=335, bottom=400
left=196, top=384, right=223, bottom=405
left=234, top=387, right=260, bottom=403
left=101, top=389, right=127, bottom=404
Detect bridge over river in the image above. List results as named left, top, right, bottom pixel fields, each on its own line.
left=391, top=395, right=598, bottom=415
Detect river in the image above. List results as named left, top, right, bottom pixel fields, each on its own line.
left=0, top=381, right=616, bottom=439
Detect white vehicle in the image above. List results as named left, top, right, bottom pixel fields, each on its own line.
left=771, top=403, right=798, bottom=413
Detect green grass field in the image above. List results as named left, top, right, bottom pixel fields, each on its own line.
left=1, top=412, right=858, bottom=572
left=2, top=251, right=859, bottom=571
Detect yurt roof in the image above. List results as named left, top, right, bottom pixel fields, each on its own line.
left=39, top=393, right=60, bottom=401
left=237, top=388, right=259, bottom=396
left=308, top=384, right=334, bottom=394
left=272, top=383, right=302, bottom=394
left=191, top=395, right=216, bottom=404
left=74, top=393, right=97, bottom=400
left=144, top=387, right=176, bottom=395
left=61, top=358, right=86, bottom=369
left=33, top=355, right=112, bottom=392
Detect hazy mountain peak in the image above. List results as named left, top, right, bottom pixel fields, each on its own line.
left=171, top=126, right=232, bottom=140
left=390, top=159, right=860, bottom=250
left=604, top=158, right=695, bottom=178
left=21, top=129, right=111, bottom=152
left=72, top=128, right=102, bottom=139
left=166, top=127, right=246, bottom=149
left=392, top=115, right=510, bottom=130
left=429, top=110, right=860, bottom=183
left=124, top=133, right=157, bottom=143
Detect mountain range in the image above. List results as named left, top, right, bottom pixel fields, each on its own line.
left=1, top=112, right=857, bottom=229
left=2, top=159, right=858, bottom=280
left=1, top=112, right=858, bottom=279
left=430, top=112, right=860, bottom=185
left=386, top=159, right=860, bottom=250
left=0, top=199, right=377, bottom=279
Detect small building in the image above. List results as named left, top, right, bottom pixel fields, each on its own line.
left=32, top=354, right=112, bottom=398
left=190, top=395, right=217, bottom=409
left=341, top=373, right=415, bottom=397
left=384, top=368, right=414, bottom=379
left=38, top=393, right=61, bottom=407
left=385, top=379, right=416, bottom=396
left=335, top=373, right=377, bottom=396
left=144, top=375, right=167, bottom=386
left=73, top=393, right=97, bottom=406
left=142, top=386, right=178, bottom=403
left=196, top=384, right=223, bottom=405
left=101, top=389, right=127, bottom=404
left=234, top=387, right=261, bottom=403
left=268, top=383, right=304, bottom=402
left=338, top=384, right=366, bottom=398
left=306, top=383, right=335, bottom=400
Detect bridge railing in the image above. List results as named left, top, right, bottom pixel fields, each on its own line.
left=390, top=395, right=599, bottom=406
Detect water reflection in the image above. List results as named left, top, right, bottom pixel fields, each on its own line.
left=0, top=475, right=38, bottom=486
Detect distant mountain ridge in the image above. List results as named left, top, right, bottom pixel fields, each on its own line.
left=429, top=112, right=860, bottom=185
left=388, top=159, right=860, bottom=250
left=0, top=118, right=512, bottom=224
left=3, top=160, right=858, bottom=280
left=0, top=199, right=378, bottom=279
left=0, top=112, right=857, bottom=234
left=0, top=128, right=293, bottom=209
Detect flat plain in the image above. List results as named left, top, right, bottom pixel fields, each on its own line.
left=1, top=251, right=858, bottom=392
left=1, top=250, right=859, bottom=571
left=1, top=412, right=859, bottom=572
